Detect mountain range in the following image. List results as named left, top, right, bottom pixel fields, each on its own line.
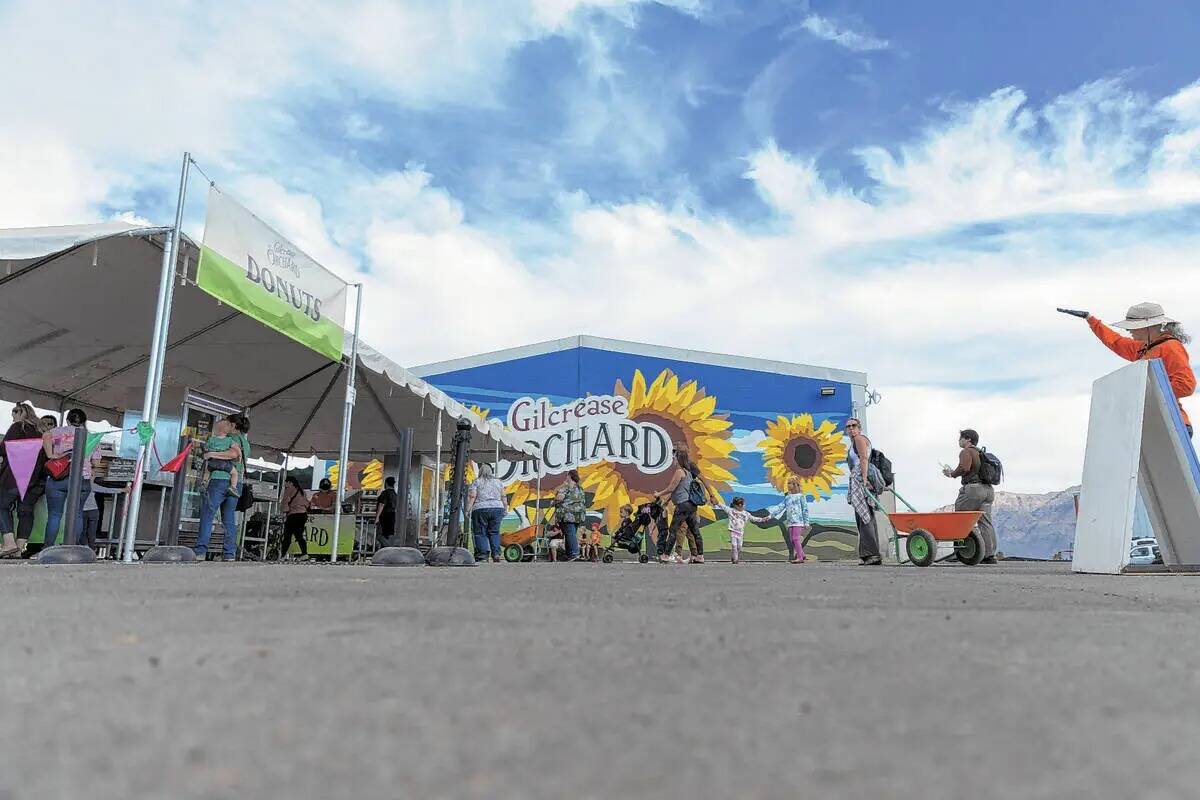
left=937, top=486, right=1079, bottom=559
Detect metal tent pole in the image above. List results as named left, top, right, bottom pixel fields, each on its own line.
left=432, top=409, right=443, bottom=546
left=330, top=283, right=362, bottom=564
left=122, top=151, right=190, bottom=563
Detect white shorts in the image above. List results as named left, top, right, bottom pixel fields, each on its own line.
left=549, top=539, right=565, bottom=551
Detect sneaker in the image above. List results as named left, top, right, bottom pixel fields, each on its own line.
left=294, top=554, right=310, bottom=562
left=980, top=556, right=997, bottom=565
left=221, top=555, right=237, bottom=563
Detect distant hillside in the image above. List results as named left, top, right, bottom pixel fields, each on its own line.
left=937, top=487, right=1078, bottom=559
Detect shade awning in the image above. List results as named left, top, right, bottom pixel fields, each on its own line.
left=0, top=224, right=536, bottom=461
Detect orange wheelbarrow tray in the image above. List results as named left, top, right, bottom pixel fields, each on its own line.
left=884, top=509, right=985, bottom=567
left=500, top=524, right=548, bottom=562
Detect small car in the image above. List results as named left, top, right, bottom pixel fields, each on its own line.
left=1129, top=545, right=1157, bottom=566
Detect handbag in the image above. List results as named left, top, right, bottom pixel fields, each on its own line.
left=45, top=455, right=71, bottom=481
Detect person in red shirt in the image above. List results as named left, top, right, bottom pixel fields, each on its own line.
left=1074, top=302, right=1196, bottom=436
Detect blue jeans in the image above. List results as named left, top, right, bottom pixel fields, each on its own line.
left=471, top=507, right=505, bottom=559
left=195, top=478, right=240, bottom=558
left=561, top=521, right=580, bottom=559
left=45, top=477, right=90, bottom=547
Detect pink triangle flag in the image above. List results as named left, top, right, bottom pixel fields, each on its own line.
left=4, top=439, right=43, bottom=500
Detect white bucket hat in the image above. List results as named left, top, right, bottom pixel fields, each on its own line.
left=1113, top=302, right=1177, bottom=331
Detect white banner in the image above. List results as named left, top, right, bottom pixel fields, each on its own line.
left=197, top=188, right=348, bottom=361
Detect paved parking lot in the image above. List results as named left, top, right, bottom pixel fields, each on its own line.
left=2, top=559, right=1199, bottom=800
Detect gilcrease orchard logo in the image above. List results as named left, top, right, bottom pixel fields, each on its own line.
left=266, top=241, right=302, bottom=277
left=499, top=394, right=673, bottom=482
left=244, top=241, right=324, bottom=322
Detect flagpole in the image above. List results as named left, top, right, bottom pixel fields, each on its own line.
left=330, top=283, right=362, bottom=564
left=123, top=152, right=190, bottom=563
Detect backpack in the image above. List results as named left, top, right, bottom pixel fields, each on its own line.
left=868, top=449, right=894, bottom=488
left=978, top=448, right=1003, bottom=486
left=687, top=472, right=708, bottom=506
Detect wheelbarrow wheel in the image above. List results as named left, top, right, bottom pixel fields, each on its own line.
left=503, top=544, right=524, bottom=563
left=906, top=529, right=937, bottom=567
left=955, top=530, right=985, bottom=566
left=602, top=552, right=614, bottom=564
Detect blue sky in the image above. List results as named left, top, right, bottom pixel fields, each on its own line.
left=3, top=0, right=1200, bottom=507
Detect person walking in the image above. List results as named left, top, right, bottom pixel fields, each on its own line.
left=942, top=428, right=997, bottom=564
left=194, top=413, right=250, bottom=561
left=375, top=476, right=398, bottom=549
left=42, top=408, right=100, bottom=549
left=1067, top=303, right=1196, bottom=436
left=280, top=475, right=310, bottom=561
left=658, top=451, right=713, bottom=564
left=714, top=496, right=769, bottom=564
left=553, top=470, right=586, bottom=561
left=766, top=477, right=812, bottom=564
left=846, top=418, right=882, bottom=566
left=467, top=464, right=507, bottom=563
left=0, top=403, right=46, bottom=558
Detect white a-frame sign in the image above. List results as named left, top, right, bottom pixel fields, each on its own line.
left=1074, top=359, right=1200, bottom=574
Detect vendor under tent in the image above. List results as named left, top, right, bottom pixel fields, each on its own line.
left=0, top=222, right=537, bottom=555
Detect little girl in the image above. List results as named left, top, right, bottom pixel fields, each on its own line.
left=766, top=477, right=811, bottom=564
left=714, top=497, right=769, bottom=564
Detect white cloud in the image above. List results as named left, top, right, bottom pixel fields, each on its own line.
left=796, top=14, right=890, bottom=52
left=729, top=430, right=768, bottom=452
left=343, top=113, right=384, bottom=142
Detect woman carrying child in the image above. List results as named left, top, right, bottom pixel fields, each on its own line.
left=193, top=413, right=251, bottom=561
left=765, top=477, right=811, bottom=564
left=714, top=497, right=769, bottom=564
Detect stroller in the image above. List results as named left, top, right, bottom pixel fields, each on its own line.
left=601, top=498, right=665, bottom=564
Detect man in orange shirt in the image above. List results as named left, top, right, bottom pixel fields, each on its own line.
left=1068, top=303, right=1196, bottom=436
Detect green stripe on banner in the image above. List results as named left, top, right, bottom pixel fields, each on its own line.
left=197, top=245, right=345, bottom=362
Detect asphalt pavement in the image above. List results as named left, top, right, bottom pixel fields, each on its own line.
left=2, top=559, right=1199, bottom=800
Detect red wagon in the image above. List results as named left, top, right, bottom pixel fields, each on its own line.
left=887, top=510, right=985, bottom=567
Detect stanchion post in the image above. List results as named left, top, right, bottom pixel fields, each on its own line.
left=396, top=428, right=414, bottom=547
left=122, top=151, right=191, bottom=562
left=62, top=426, right=87, bottom=547
left=330, top=283, right=363, bottom=564
left=445, top=419, right=472, bottom=547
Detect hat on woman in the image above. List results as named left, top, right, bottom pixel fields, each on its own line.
left=1113, top=302, right=1177, bottom=330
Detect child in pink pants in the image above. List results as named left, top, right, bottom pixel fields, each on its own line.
left=766, top=477, right=812, bottom=564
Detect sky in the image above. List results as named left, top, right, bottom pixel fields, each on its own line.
left=3, top=0, right=1200, bottom=509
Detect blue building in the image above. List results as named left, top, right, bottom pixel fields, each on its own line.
left=414, top=336, right=869, bottom=560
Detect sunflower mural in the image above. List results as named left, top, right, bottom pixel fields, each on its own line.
left=758, top=414, right=846, bottom=499
left=326, top=459, right=385, bottom=491
left=580, top=369, right=737, bottom=527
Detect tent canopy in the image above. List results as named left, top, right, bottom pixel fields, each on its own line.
left=0, top=223, right=536, bottom=461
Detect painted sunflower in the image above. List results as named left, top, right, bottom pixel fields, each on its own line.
left=758, top=414, right=846, bottom=499
left=327, top=458, right=385, bottom=491
left=581, top=368, right=736, bottom=527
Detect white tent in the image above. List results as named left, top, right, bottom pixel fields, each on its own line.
left=0, top=222, right=536, bottom=461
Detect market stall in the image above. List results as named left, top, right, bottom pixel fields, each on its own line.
left=0, top=222, right=537, bottom=557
